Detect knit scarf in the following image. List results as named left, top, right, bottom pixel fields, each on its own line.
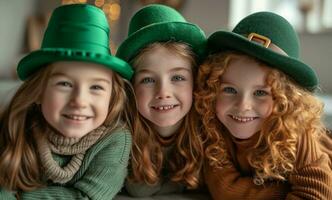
left=34, top=126, right=111, bottom=184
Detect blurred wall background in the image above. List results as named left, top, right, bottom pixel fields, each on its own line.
left=0, top=0, right=331, bottom=94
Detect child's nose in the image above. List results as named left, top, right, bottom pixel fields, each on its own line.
left=236, top=95, right=253, bottom=111
left=155, top=82, right=171, bottom=99
left=69, top=88, right=88, bottom=108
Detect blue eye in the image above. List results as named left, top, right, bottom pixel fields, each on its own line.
left=254, top=90, right=269, bottom=96
left=56, top=81, right=72, bottom=87
left=223, top=87, right=237, bottom=94
left=140, top=77, right=155, bottom=84
left=91, top=85, right=104, bottom=90
left=171, top=75, right=185, bottom=81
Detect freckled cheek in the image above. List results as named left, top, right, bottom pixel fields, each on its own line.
left=216, top=96, right=234, bottom=108
left=42, top=91, right=65, bottom=111
left=179, top=82, right=193, bottom=93
left=41, top=95, right=64, bottom=123
left=180, top=84, right=193, bottom=94
left=183, top=93, right=193, bottom=108
left=259, top=100, right=274, bottom=118
left=215, top=99, right=227, bottom=115
left=177, top=85, right=193, bottom=106
left=96, top=97, right=111, bottom=109
left=134, top=85, right=146, bottom=95
left=100, top=103, right=111, bottom=119
left=133, top=86, right=151, bottom=109
left=215, top=101, right=229, bottom=125
left=134, top=93, right=150, bottom=115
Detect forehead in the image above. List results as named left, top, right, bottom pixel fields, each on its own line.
left=221, top=56, right=270, bottom=85
left=50, top=61, right=113, bottom=79
left=135, top=46, right=192, bottom=73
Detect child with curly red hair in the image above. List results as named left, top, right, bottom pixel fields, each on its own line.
left=195, top=12, right=332, bottom=200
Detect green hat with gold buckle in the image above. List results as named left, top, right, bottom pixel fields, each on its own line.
left=116, top=4, right=206, bottom=63
left=17, top=4, right=133, bottom=80
left=207, top=11, right=318, bottom=90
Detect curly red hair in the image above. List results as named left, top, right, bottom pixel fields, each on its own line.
left=195, top=51, right=325, bottom=184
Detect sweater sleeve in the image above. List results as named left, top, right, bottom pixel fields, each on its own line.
left=21, top=130, right=132, bottom=200
left=286, top=132, right=332, bottom=200
left=0, top=187, right=16, bottom=200
left=204, top=164, right=289, bottom=200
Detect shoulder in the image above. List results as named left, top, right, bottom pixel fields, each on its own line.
left=295, top=131, right=327, bottom=169
left=318, top=131, right=332, bottom=168
left=95, top=127, right=132, bottom=148
left=86, top=127, right=132, bottom=164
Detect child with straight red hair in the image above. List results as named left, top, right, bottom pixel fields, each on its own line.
left=116, top=4, right=206, bottom=197
left=0, top=4, right=133, bottom=199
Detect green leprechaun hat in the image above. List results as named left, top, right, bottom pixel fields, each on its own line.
left=116, top=4, right=206, bottom=63
left=17, top=4, right=133, bottom=80
left=207, top=11, right=318, bottom=90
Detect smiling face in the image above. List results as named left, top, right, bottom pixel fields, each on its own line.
left=133, top=46, right=194, bottom=137
left=216, top=56, right=274, bottom=139
left=41, top=61, right=113, bottom=138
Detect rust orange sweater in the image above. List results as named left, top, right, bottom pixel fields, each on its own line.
left=205, top=131, right=332, bottom=200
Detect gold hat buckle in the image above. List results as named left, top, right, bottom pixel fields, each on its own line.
left=248, top=33, right=271, bottom=48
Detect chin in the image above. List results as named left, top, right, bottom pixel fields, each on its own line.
left=150, top=117, right=179, bottom=126
left=153, top=121, right=178, bottom=128
left=235, top=135, right=251, bottom=140
left=230, top=131, right=255, bottom=140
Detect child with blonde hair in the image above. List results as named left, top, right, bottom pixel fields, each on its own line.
left=116, top=4, right=206, bottom=197
left=196, top=12, right=332, bottom=199
left=0, top=4, right=133, bottom=199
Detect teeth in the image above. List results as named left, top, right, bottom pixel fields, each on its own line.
left=66, top=115, right=89, bottom=121
left=231, top=115, right=255, bottom=122
left=154, top=105, right=175, bottom=110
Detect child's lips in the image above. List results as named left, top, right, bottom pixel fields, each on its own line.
left=151, top=104, right=178, bottom=111
left=62, top=114, right=92, bottom=121
left=229, top=114, right=258, bottom=123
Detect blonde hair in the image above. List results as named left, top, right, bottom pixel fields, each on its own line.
left=128, top=42, right=204, bottom=188
left=0, top=63, right=133, bottom=191
left=195, top=51, right=325, bottom=183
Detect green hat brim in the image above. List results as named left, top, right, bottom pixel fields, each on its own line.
left=17, top=48, right=134, bottom=80
left=208, top=31, right=318, bottom=90
left=116, top=22, right=206, bottom=62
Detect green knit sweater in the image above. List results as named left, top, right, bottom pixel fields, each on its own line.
left=0, top=129, right=132, bottom=200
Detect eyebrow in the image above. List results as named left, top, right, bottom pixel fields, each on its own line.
left=50, top=72, right=112, bottom=84
left=170, top=67, right=191, bottom=73
left=255, top=86, right=271, bottom=90
left=136, top=67, right=191, bottom=74
left=221, top=82, right=270, bottom=89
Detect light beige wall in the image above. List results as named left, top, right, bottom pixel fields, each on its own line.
left=182, top=0, right=230, bottom=36
left=299, top=33, right=332, bottom=93
left=0, top=0, right=331, bottom=93
left=0, top=0, right=36, bottom=78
